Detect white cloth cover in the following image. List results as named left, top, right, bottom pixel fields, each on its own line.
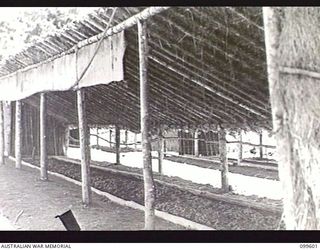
left=0, top=31, right=125, bottom=101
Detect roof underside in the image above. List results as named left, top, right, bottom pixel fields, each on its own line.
left=0, top=7, right=272, bottom=132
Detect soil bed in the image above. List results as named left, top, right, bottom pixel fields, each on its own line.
left=165, top=155, right=279, bottom=180
left=24, top=158, right=280, bottom=230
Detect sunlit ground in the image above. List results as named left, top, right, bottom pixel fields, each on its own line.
left=0, top=212, right=15, bottom=230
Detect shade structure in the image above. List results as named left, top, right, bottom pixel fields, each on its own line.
left=0, top=7, right=271, bottom=133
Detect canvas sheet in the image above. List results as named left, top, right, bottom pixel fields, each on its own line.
left=0, top=31, right=125, bottom=101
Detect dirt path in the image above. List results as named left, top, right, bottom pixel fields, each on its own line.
left=0, top=161, right=184, bottom=230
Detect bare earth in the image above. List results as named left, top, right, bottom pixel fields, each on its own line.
left=0, top=160, right=184, bottom=230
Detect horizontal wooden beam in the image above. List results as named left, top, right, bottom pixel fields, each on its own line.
left=280, top=66, right=320, bottom=80
left=227, top=140, right=276, bottom=149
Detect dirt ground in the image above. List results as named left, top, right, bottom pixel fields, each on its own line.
left=0, top=160, right=184, bottom=231
left=24, top=157, right=281, bottom=230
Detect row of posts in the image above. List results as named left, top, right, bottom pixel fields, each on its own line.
left=0, top=100, right=23, bottom=169
left=0, top=95, right=263, bottom=226
left=0, top=97, right=241, bottom=229
left=0, top=17, right=265, bottom=229
left=0, top=97, right=48, bottom=173
left=0, top=19, right=158, bottom=230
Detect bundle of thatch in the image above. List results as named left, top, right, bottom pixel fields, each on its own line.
left=271, top=7, right=320, bottom=229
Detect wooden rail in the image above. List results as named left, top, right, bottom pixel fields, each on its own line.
left=87, top=134, right=277, bottom=149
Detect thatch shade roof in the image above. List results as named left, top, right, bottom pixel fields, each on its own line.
left=0, top=7, right=271, bottom=132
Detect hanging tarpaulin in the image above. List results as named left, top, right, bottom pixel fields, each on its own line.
left=0, top=31, right=125, bottom=101
left=77, top=30, right=125, bottom=88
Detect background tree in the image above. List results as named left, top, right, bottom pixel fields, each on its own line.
left=0, top=7, right=97, bottom=61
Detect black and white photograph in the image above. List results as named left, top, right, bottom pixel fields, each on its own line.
left=0, top=5, right=318, bottom=243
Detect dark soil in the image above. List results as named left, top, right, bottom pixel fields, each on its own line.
left=165, top=155, right=279, bottom=180
left=88, top=157, right=282, bottom=210
left=24, top=158, right=280, bottom=230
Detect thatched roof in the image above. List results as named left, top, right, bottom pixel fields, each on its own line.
left=0, top=7, right=271, bottom=132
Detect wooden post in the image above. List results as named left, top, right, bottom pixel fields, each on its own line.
left=40, top=93, right=48, bottom=180
left=238, top=130, right=242, bottom=165
left=124, top=129, right=128, bottom=148
left=182, top=132, right=186, bottom=155
left=96, top=127, right=99, bottom=146
left=109, top=129, right=112, bottom=148
left=237, top=130, right=242, bottom=166
left=134, top=133, right=138, bottom=150
left=115, top=125, right=120, bottom=164
left=4, top=101, right=11, bottom=158
left=204, top=132, right=209, bottom=156
left=15, top=100, right=22, bottom=169
left=0, top=102, right=4, bottom=166
left=194, top=129, right=199, bottom=157
left=259, top=132, right=263, bottom=159
left=157, top=127, right=164, bottom=174
left=218, top=127, right=229, bottom=192
left=163, top=137, right=167, bottom=157
left=77, top=88, right=91, bottom=206
left=64, top=126, right=70, bottom=156
left=178, top=130, right=182, bottom=155
left=138, top=19, right=156, bottom=230
left=53, top=128, right=58, bottom=155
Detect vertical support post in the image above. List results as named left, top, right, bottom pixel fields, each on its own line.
left=53, top=127, right=58, bottom=155
left=157, top=127, right=164, bottom=174
left=15, top=100, right=22, bottom=169
left=204, top=132, right=209, bottom=156
left=115, top=125, right=120, bottom=164
left=64, top=126, right=70, bottom=156
left=218, top=126, right=229, bottom=192
left=77, top=88, right=91, bottom=206
left=134, top=133, right=138, bottom=151
left=138, top=19, right=155, bottom=230
left=40, top=93, right=48, bottom=180
left=178, top=130, right=182, bottom=155
left=109, top=129, right=112, bottom=148
left=238, top=130, right=242, bottom=166
left=4, top=101, right=11, bottom=158
left=259, top=132, right=263, bottom=159
left=194, top=129, right=199, bottom=157
left=124, top=129, right=128, bottom=148
left=0, top=102, right=4, bottom=166
left=96, top=127, right=99, bottom=146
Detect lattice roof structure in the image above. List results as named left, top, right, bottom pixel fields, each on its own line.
left=0, top=7, right=271, bottom=132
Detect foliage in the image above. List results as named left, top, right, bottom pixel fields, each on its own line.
left=0, top=8, right=94, bottom=61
